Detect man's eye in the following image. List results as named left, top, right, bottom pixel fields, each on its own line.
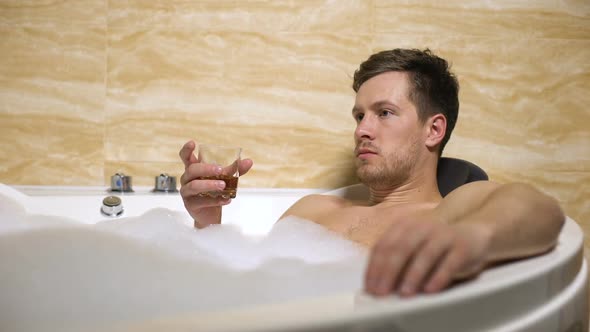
left=355, top=113, right=364, bottom=122
left=380, top=110, right=393, bottom=117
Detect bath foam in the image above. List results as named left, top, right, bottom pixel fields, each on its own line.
left=94, top=208, right=367, bottom=270
left=0, top=192, right=368, bottom=332
left=0, top=192, right=81, bottom=234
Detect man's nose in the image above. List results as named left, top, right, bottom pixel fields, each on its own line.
left=355, top=115, right=375, bottom=140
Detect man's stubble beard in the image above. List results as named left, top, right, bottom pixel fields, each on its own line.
left=356, top=139, right=420, bottom=190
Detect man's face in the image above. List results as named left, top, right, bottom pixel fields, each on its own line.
left=352, top=71, right=425, bottom=189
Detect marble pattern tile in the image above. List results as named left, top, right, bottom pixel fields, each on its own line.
left=0, top=157, right=103, bottom=186
left=0, top=25, right=105, bottom=185
left=109, top=0, right=375, bottom=33
left=0, top=0, right=106, bottom=27
left=375, top=0, right=590, bottom=39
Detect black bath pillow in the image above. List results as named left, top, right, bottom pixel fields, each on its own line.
left=436, top=157, right=489, bottom=197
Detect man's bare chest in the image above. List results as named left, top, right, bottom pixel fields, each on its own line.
left=312, top=204, right=437, bottom=247
left=315, top=207, right=393, bottom=247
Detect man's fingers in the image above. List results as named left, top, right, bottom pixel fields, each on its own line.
left=364, top=238, right=395, bottom=295
left=180, top=141, right=253, bottom=177
left=364, top=220, right=488, bottom=297
left=179, top=140, right=198, bottom=168
left=181, top=163, right=223, bottom=186
left=398, top=232, right=453, bottom=297
left=238, top=158, right=254, bottom=176
left=180, top=177, right=226, bottom=198
left=365, top=222, right=428, bottom=296
left=364, top=218, right=412, bottom=292
left=422, top=224, right=489, bottom=293
left=366, top=249, right=404, bottom=296
left=423, top=243, right=468, bottom=293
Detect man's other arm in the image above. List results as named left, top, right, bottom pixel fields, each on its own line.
left=437, top=181, right=565, bottom=261
left=365, top=181, right=564, bottom=297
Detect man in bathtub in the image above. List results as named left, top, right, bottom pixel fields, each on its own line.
left=178, top=48, right=565, bottom=298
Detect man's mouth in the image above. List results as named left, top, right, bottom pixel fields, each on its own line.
left=355, top=146, right=378, bottom=159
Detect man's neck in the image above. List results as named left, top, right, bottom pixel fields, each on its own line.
left=367, top=173, right=442, bottom=207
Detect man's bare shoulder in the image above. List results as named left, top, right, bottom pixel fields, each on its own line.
left=278, top=194, right=355, bottom=221
left=442, top=180, right=500, bottom=202
left=435, top=180, right=501, bottom=222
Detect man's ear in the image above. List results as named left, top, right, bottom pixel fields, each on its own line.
left=425, top=114, right=447, bottom=149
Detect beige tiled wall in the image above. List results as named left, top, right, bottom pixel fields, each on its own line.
left=1, top=1, right=588, bottom=247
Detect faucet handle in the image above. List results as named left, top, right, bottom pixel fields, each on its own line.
left=154, top=173, right=177, bottom=192
left=110, top=173, right=134, bottom=192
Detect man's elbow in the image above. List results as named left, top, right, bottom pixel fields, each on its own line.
left=542, top=194, right=566, bottom=250
left=515, top=182, right=565, bottom=251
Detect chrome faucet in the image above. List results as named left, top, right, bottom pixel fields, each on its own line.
left=110, top=173, right=134, bottom=192
left=154, top=173, right=177, bottom=192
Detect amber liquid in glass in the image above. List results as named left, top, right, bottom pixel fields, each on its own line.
left=197, top=175, right=239, bottom=198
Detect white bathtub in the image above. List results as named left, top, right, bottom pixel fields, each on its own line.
left=0, top=184, right=587, bottom=332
